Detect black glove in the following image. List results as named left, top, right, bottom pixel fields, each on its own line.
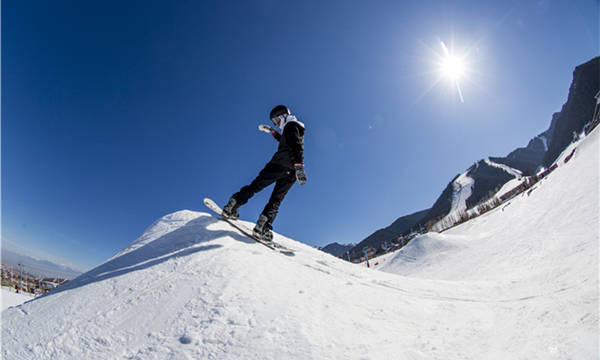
left=294, top=163, right=307, bottom=185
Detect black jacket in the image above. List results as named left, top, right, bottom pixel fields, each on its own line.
left=269, top=120, right=305, bottom=168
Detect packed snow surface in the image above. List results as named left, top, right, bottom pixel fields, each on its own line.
left=1, top=287, right=36, bottom=311
left=2, top=130, right=598, bottom=359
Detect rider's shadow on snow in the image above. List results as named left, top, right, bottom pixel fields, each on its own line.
left=47, top=213, right=252, bottom=296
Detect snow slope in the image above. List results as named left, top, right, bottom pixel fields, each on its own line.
left=379, top=129, right=598, bottom=355
left=495, top=177, right=523, bottom=200
left=432, top=158, right=522, bottom=232
left=484, top=158, right=523, bottom=178
left=1, top=287, right=36, bottom=311
left=429, top=173, right=475, bottom=232
left=450, top=172, right=475, bottom=214
left=2, top=131, right=598, bottom=359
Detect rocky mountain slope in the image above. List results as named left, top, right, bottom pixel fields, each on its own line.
left=338, top=56, right=599, bottom=260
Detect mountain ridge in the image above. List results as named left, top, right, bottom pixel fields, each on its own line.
left=0, top=249, right=83, bottom=280
left=335, top=56, right=599, bottom=260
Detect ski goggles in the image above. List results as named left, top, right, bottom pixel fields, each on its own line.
left=271, top=114, right=286, bottom=127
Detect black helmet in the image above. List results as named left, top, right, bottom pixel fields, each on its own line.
left=269, top=105, right=290, bottom=120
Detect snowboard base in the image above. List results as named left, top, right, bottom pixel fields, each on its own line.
left=203, top=198, right=295, bottom=256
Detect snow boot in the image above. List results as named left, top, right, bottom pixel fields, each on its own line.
left=222, top=197, right=240, bottom=220
left=253, top=214, right=273, bottom=242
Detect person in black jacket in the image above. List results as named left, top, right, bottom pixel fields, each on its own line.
left=222, top=105, right=306, bottom=241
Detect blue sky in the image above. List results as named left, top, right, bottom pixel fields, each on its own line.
left=2, top=0, right=598, bottom=271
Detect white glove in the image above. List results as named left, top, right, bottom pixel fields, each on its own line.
left=258, top=124, right=275, bottom=134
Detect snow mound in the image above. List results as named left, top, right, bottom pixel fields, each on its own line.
left=2, top=131, right=597, bottom=359
left=108, top=210, right=202, bottom=260
left=377, top=232, right=470, bottom=276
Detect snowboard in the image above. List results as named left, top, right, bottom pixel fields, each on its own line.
left=203, top=198, right=295, bottom=256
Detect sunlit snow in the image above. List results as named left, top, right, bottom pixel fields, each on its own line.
left=2, top=130, right=597, bottom=359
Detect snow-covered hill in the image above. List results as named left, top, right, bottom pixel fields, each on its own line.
left=2, top=131, right=598, bottom=359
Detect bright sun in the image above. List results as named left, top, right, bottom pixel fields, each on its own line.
left=418, top=38, right=473, bottom=104
left=436, top=40, right=469, bottom=103
left=441, top=54, right=466, bottom=80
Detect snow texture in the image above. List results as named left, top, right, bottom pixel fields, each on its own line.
left=1, top=287, right=36, bottom=311
left=2, top=130, right=598, bottom=359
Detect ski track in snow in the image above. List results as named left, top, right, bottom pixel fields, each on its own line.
left=484, top=159, right=523, bottom=178
left=2, top=130, right=598, bottom=359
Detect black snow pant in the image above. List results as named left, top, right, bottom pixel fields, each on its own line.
left=231, top=162, right=296, bottom=229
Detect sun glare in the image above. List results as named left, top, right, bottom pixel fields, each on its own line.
left=416, top=38, right=474, bottom=104
left=441, top=55, right=466, bottom=80
left=436, top=40, right=469, bottom=103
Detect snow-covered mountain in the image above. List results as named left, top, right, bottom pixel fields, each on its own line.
left=348, top=57, right=599, bottom=255
left=2, top=125, right=598, bottom=359
left=489, top=131, right=548, bottom=176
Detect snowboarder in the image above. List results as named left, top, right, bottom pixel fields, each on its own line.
left=222, top=105, right=306, bottom=241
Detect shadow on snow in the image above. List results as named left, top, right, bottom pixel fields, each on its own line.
left=44, top=213, right=251, bottom=296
